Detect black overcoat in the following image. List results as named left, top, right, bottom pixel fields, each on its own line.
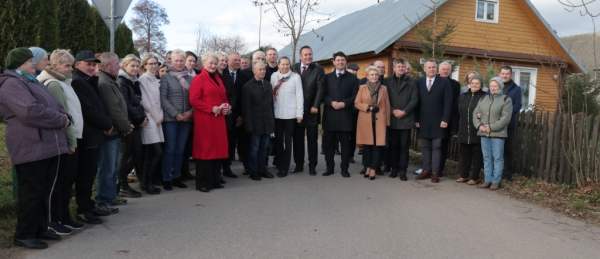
left=71, top=69, right=113, bottom=147
left=242, top=78, right=275, bottom=135
left=219, top=70, right=237, bottom=130
left=415, top=75, right=453, bottom=139
left=317, top=70, right=359, bottom=131
left=383, top=74, right=418, bottom=130
left=291, top=62, right=325, bottom=126
left=455, top=88, right=486, bottom=144
left=230, top=68, right=250, bottom=121
left=117, top=75, right=147, bottom=127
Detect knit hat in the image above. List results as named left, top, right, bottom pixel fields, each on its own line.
left=469, top=74, right=485, bottom=88
left=28, top=47, right=47, bottom=64
left=489, top=77, right=504, bottom=90
left=5, top=47, right=34, bottom=70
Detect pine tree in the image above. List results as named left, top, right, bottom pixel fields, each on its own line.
left=38, top=0, right=59, bottom=52
left=115, top=23, right=139, bottom=58
left=56, top=0, right=96, bottom=55
left=0, top=0, right=42, bottom=71
left=91, top=6, right=110, bottom=53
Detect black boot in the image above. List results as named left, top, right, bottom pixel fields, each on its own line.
left=399, top=171, right=408, bottom=181
left=163, top=181, right=173, bottom=191
left=143, top=169, right=160, bottom=194
left=181, top=164, right=196, bottom=181
left=250, top=171, right=261, bottom=181
left=389, top=169, right=398, bottom=178
left=119, top=181, right=142, bottom=198
left=172, top=178, right=188, bottom=188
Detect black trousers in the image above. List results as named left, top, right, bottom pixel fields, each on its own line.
left=14, top=156, right=59, bottom=239
left=362, top=145, right=383, bottom=169
left=119, top=129, right=143, bottom=184
left=460, top=143, right=482, bottom=180
left=75, top=146, right=99, bottom=214
left=223, top=130, right=236, bottom=167
left=323, top=130, right=351, bottom=171
left=275, top=119, right=295, bottom=172
left=293, top=124, right=319, bottom=170
left=439, top=137, right=450, bottom=173
left=389, top=128, right=411, bottom=173
left=503, top=127, right=516, bottom=178
left=143, top=143, right=163, bottom=183
left=50, top=152, right=77, bottom=223
left=236, top=125, right=250, bottom=169
left=196, top=159, right=222, bottom=190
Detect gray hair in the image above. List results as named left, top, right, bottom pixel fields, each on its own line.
left=201, top=51, right=219, bottom=63
left=252, top=51, right=266, bottom=60
left=98, top=52, right=118, bottom=67
left=423, top=59, right=437, bottom=67
left=170, top=49, right=186, bottom=60
left=252, top=60, right=265, bottom=67
left=439, top=61, right=452, bottom=69
left=365, top=65, right=380, bottom=75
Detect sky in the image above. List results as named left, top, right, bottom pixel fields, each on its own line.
left=106, top=0, right=600, bottom=54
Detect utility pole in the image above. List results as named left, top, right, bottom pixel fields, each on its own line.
left=259, top=5, right=263, bottom=49
left=110, top=0, right=115, bottom=53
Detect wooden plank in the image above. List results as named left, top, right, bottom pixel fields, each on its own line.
left=538, top=112, right=549, bottom=180
left=582, top=115, right=594, bottom=182
left=558, top=113, right=569, bottom=184
left=573, top=115, right=585, bottom=185
left=532, top=111, right=543, bottom=178
left=521, top=111, right=532, bottom=176
left=514, top=111, right=524, bottom=172
left=526, top=111, right=536, bottom=177
left=565, top=114, right=575, bottom=185
left=590, top=116, right=600, bottom=183
left=544, top=113, right=556, bottom=182
left=552, top=113, right=563, bottom=183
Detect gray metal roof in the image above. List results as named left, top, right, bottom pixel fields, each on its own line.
left=277, top=0, right=449, bottom=62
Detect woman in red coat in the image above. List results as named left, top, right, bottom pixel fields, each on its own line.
left=189, top=52, right=230, bottom=192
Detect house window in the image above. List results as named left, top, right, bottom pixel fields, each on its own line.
left=511, top=66, right=538, bottom=110
left=476, top=0, right=499, bottom=23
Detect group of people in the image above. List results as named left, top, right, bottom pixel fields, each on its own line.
left=0, top=44, right=521, bottom=250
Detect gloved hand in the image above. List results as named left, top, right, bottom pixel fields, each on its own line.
left=371, top=106, right=380, bottom=113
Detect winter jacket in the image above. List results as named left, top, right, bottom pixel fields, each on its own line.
left=160, top=67, right=193, bottom=122
left=117, top=69, right=147, bottom=128
left=473, top=90, right=513, bottom=138
left=383, top=74, right=418, bottom=130
left=0, top=70, right=69, bottom=164
left=138, top=72, right=164, bottom=144
left=455, top=88, right=486, bottom=144
left=243, top=78, right=275, bottom=135
left=501, top=80, right=523, bottom=128
left=97, top=70, right=130, bottom=139
left=271, top=70, right=304, bottom=120
left=71, top=69, right=113, bottom=147
left=37, top=68, right=83, bottom=149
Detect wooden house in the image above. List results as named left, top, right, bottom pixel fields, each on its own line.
left=278, top=0, right=586, bottom=112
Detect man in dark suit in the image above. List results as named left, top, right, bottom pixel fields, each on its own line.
left=439, top=62, right=461, bottom=177
left=415, top=59, right=453, bottom=183
left=219, top=52, right=238, bottom=179
left=229, top=52, right=252, bottom=174
left=317, top=51, right=359, bottom=178
left=383, top=58, right=418, bottom=181
left=291, top=46, right=325, bottom=175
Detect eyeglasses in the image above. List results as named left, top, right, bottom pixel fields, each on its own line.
left=147, top=62, right=158, bottom=66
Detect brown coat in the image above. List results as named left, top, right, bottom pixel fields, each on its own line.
left=355, top=84, right=391, bottom=146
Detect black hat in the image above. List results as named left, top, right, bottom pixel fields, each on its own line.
left=347, top=63, right=359, bottom=71
left=75, top=50, right=101, bottom=63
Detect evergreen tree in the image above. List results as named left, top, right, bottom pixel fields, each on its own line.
left=115, top=23, right=139, bottom=58
left=91, top=6, right=110, bottom=53
left=38, top=0, right=59, bottom=52
left=0, top=0, right=42, bottom=71
left=56, top=0, right=96, bottom=55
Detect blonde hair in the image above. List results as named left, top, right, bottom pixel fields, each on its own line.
left=216, top=51, right=228, bottom=59
left=50, top=49, right=74, bottom=65
left=201, top=51, right=219, bottom=64
left=463, top=70, right=479, bottom=85
left=170, top=49, right=186, bottom=60
left=139, top=54, right=158, bottom=74
left=120, top=54, right=141, bottom=69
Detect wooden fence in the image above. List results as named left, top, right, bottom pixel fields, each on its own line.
left=409, top=111, right=600, bottom=186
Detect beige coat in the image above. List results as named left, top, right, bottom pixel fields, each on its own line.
left=355, top=84, right=391, bottom=146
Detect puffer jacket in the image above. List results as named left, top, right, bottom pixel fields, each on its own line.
left=455, top=88, right=486, bottom=144
left=160, top=66, right=193, bottom=122
left=0, top=70, right=69, bottom=164
left=473, top=90, right=513, bottom=138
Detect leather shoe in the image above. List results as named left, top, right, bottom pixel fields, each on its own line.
left=349, top=158, right=355, bottom=163
left=341, top=170, right=350, bottom=178
left=250, top=171, right=262, bottom=181
left=359, top=168, right=366, bottom=174
left=198, top=188, right=210, bottom=192
left=220, top=179, right=226, bottom=184
left=37, top=231, right=60, bottom=240
left=309, top=168, right=317, bottom=176
left=322, top=169, right=334, bottom=176
left=383, top=165, right=391, bottom=172
left=223, top=169, right=238, bottom=178
left=389, top=169, right=398, bottom=178
left=415, top=171, right=432, bottom=180
left=291, top=167, right=303, bottom=173
left=13, top=238, right=47, bottom=249
left=183, top=169, right=196, bottom=180
left=399, top=171, right=408, bottom=181
left=242, top=168, right=250, bottom=175
left=119, top=186, right=142, bottom=198
left=92, top=208, right=110, bottom=216
left=431, top=173, right=440, bottom=183
left=375, top=168, right=384, bottom=175
left=213, top=185, right=225, bottom=189
left=277, top=171, right=287, bottom=178
left=260, top=170, right=274, bottom=179
left=172, top=178, right=188, bottom=188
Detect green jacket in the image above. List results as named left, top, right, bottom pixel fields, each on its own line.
left=98, top=70, right=130, bottom=139
left=473, top=90, right=513, bottom=138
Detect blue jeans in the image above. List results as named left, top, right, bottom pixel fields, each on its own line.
left=162, top=122, right=191, bottom=181
left=481, top=137, right=505, bottom=184
left=249, top=134, right=270, bottom=172
left=95, top=138, right=121, bottom=207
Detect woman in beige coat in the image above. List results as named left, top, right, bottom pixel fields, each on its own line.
left=355, top=66, right=391, bottom=180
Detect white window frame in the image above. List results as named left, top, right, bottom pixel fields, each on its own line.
left=511, top=66, right=538, bottom=111
left=475, top=0, right=499, bottom=24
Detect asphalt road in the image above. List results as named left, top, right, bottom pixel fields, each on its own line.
left=15, top=150, right=600, bottom=259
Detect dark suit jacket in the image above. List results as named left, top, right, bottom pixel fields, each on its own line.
left=243, top=78, right=275, bottom=135
left=415, top=75, right=453, bottom=139
left=443, top=76, right=461, bottom=135
left=383, top=74, right=418, bottom=130
left=317, top=70, right=359, bottom=131
left=229, top=67, right=251, bottom=121
left=219, top=70, right=237, bottom=130
left=71, top=69, right=113, bottom=147
left=291, top=62, right=325, bottom=126
left=241, top=67, right=273, bottom=87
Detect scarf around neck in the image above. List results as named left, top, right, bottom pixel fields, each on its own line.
left=12, top=69, right=37, bottom=82
left=169, top=70, right=190, bottom=91
left=366, top=80, right=381, bottom=105
left=273, top=70, right=292, bottom=100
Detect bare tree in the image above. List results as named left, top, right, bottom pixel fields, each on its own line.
left=559, top=0, right=600, bottom=78
left=195, top=25, right=250, bottom=56
left=130, top=0, right=170, bottom=57
left=252, top=0, right=339, bottom=63
left=194, top=23, right=208, bottom=56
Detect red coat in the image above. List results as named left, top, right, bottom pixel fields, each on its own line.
left=189, top=69, right=229, bottom=160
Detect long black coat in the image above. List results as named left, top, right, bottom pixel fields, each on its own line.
left=291, top=62, right=325, bottom=126
left=219, top=70, right=237, bottom=130
left=444, top=76, right=461, bottom=136
left=117, top=75, right=147, bottom=128
left=230, top=67, right=250, bottom=121
left=243, top=78, right=275, bottom=135
left=242, top=67, right=273, bottom=88
left=383, top=74, right=418, bottom=130
left=455, top=88, right=486, bottom=144
left=415, top=75, right=453, bottom=139
left=317, top=71, right=359, bottom=131
left=71, top=69, right=113, bottom=148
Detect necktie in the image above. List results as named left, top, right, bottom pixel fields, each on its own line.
left=337, top=72, right=341, bottom=78
left=301, top=66, right=307, bottom=76
left=427, top=79, right=432, bottom=92
left=231, top=72, right=236, bottom=83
